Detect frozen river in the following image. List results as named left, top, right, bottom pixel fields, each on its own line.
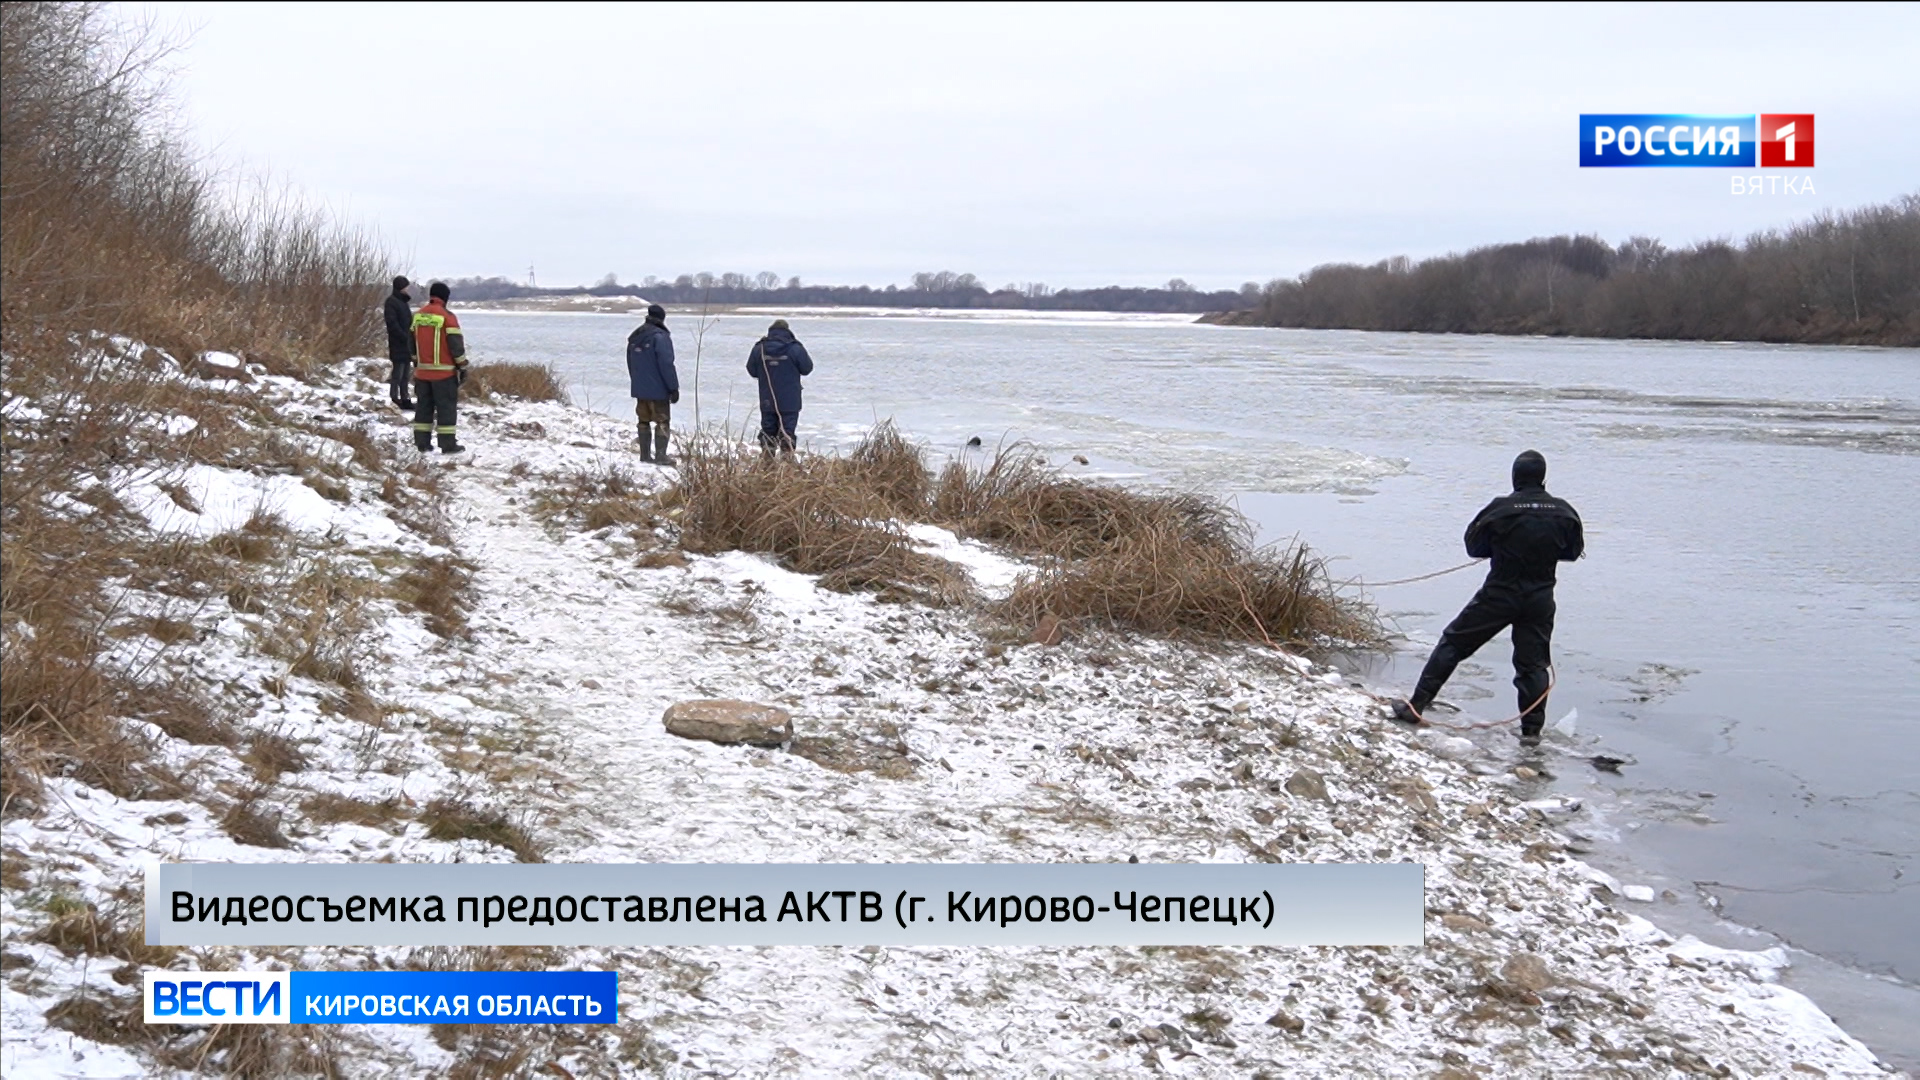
left=460, top=307, right=1919, bottom=1066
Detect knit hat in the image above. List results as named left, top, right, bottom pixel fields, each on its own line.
left=392, top=275, right=410, bottom=292
left=647, top=303, right=666, bottom=320
left=769, top=319, right=790, bottom=332
left=429, top=281, right=450, bottom=301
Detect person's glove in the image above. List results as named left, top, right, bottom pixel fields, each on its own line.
left=669, top=389, right=680, bottom=404
left=456, top=365, right=468, bottom=386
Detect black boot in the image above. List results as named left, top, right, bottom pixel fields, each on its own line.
left=1388, top=699, right=1425, bottom=727
left=653, top=427, right=673, bottom=466
left=638, top=422, right=653, bottom=462
left=438, top=433, right=466, bottom=455
left=1519, top=713, right=1545, bottom=746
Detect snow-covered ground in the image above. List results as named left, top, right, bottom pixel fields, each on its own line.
left=1, top=356, right=1901, bottom=1077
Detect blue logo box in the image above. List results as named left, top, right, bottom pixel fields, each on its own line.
left=1579, top=114, right=1754, bottom=167
left=291, top=970, right=617, bottom=1024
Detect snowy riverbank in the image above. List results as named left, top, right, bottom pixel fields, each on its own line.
left=1, top=355, right=1899, bottom=1076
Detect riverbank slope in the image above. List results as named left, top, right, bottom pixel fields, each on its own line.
left=0, top=354, right=1899, bottom=1077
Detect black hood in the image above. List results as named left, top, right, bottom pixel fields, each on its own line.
left=1512, top=450, right=1547, bottom=490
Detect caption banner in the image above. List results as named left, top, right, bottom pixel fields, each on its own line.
left=147, top=863, right=1423, bottom=947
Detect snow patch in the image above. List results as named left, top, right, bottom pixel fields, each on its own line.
left=905, top=522, right=1027, bottom=598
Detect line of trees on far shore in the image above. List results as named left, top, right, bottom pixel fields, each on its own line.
left=442, top=272, right=1258, bottom=315
left=1214, top=194, right=1920, bottom=346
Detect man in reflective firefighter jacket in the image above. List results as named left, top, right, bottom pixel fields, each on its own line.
left=409, top=281, right=469, bottom=454
left=1389, top=450, right=1583, bottom=744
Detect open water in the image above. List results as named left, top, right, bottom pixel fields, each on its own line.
left=461, top=308, right=1919, bottom=1067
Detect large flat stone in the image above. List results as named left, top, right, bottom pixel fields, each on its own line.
left=662, top=699, right=793, bottom=747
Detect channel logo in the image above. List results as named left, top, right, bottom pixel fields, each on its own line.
left=145, top=970, right=618, bottom=1025
left=1579, top=114, right=1813, bottom=168
left=145, top=971, right=289, bottom=1025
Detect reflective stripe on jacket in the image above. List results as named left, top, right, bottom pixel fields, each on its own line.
left=410, top=299, right=466, bottom=381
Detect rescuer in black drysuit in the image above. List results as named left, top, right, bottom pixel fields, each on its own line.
left=1390, top=450, right=1584, bottom=744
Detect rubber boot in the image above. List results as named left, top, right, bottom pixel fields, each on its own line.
left=1388, top=699, right=1424, bottom=727
left=438, top=432, right=466, bottom=455
left=653, top=427, right=673, bottom=466
left=1519, top=712, right=1545, bottom=746
left=638, top=422, right=654, bottom=462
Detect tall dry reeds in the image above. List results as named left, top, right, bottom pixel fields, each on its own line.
left=932, top=444, right=1241, bottom=559
left=675, top=428, right=970, bottom=606
left=461, top=360, right=569, bottom=404
left=667, top=427, right=1377, bottom=648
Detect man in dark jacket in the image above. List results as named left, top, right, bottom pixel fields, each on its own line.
left=1390, top=450, right=1584, bottom=744
left=382, top=275, right=415, bottom=411
left=626, top=303, right=679, bottom=464
left=746, top=319, right=813, bottom=456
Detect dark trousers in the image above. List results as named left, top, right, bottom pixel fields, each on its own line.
left=412, top=377, right=459, bottom=449
left=388, top=349, right=414, bottom=406
left=1412, top=582, right=1555, bottom=732
left=758, top=409, right=798, bottom=453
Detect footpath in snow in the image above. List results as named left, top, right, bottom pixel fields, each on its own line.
left=1, top=355, right=1900, bottom=1077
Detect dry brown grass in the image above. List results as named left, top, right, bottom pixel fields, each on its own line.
left=301, top=791, right=408, bottom=830
left=933, top=443, right=1241, bottom=559
left=243, top=729, right=308, bottom=780
left=671, top=428, right=1376, bottom=648
left=221, top=792, right=290, bottom=849
left=676, top=431, right=970, bottom=606
left=531, top=461, right=658, bottom=533
left=462, top=361, right=568, bottom=404
left=0, top=504, right=189, bottom=813
left=422, top=799, right=544, bottom=863
left=397, top=555, right=477, bottom=639
left=268, top=559, right=375, bottom=689
left=1002, top=521, right=1379, bottom=648
left=42, top=989, right=342, bottom=1078
left=30, top=897, right=177, bottom=969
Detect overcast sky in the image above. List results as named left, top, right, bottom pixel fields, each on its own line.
left=140, top=2, right=1919, bottom=290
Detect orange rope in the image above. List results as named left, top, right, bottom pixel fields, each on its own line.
left=1346, top=559, right=1484, bottom=589
left=1370, top=666, right=1557, bottom=732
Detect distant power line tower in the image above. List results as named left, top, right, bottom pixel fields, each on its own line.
left=527, top=264, right=536, bottom=288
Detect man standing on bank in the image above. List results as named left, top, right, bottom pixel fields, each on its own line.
left=746, top=319, right=812, bottom=457
left=382, top=275, right=415, bottom=411
left=409, top=281, right=469, bottom=454
left=626, top=303, right=679, bottom=464
left=1389, top=450, right=1583, bottom=744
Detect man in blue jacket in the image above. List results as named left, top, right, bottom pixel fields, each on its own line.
left=626, top=304, right=679, bottom=464
left=1389, top=450, right=1584, bottom=745
left=746, top=319, right=813, bottom=457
